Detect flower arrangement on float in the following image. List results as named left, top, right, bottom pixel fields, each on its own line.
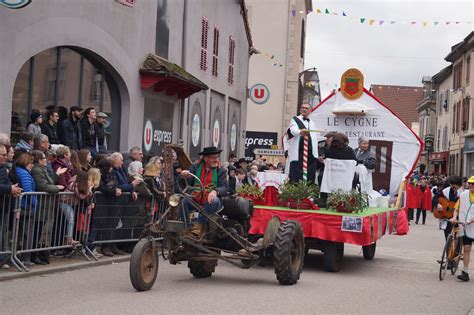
left=278, top=181, right=319, bottom=210
left=236, top=184, right=264, bottom=205
left=326, top=189, right=368, bottom=213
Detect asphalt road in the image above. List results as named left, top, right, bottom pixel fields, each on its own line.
left=1, top=215, right=473, bottom=314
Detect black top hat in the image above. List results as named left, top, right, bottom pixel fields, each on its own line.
left=198, top=146, right=223, bottom=155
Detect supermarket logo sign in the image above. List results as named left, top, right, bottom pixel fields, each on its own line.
left=0, top=0, right=31, bottom=9
left=143, top=120, right=172, bottom=152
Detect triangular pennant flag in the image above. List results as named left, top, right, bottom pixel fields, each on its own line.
left=423, top=21, right=428, bottom=27
left=446, top=21, right=451, bottom=25
left=291, top=10, right=296, bottom=17
left=379, top=20, right=384, bottom=25
left=391, top=21, right=396, bottom=24
left=316, top=8, right=321, bottom=13
left=332, top=12, right=338, bottom=15
left=411, top=21, right=417, bottom=24
left=455, top=21, right=460, bottom=24
left=325, top=8, right=329, bottom=14
left=342, top=11, right=347, bottom=16
left=271, top=54, right=275, bottom=59
left=434, top=21, right=439, bottom=25
left=369, top=19, right=375, bottom=25
left=360, top=18, right=365, bottom=23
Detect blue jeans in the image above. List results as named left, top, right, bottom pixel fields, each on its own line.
left=182, top=197, right=222, bottom=226
left=60, top=203, right=75, bottom=237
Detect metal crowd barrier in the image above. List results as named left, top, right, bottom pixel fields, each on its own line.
left=0, top=191, right=166, bottom=272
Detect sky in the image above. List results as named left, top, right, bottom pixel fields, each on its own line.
left=305, top=0, right=474, bottom=99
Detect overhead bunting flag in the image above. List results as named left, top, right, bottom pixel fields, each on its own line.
left=314, top=8, right=473, bottom=27
left=291, top=10, right=296, bottom=17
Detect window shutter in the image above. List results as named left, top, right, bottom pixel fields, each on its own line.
left=200, top=17, right=209, bottom=71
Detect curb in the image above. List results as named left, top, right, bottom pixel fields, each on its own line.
left=0, top=256, right=130, bottom=282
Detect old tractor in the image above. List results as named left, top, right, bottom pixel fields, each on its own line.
left=129, top=145, right=305, bottom=291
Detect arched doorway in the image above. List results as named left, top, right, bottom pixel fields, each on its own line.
left=11, top=46, right=121, bottom=149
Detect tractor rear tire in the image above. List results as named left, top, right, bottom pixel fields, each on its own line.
left=323, top=241, right=344, bottom=272
left=188, top=260, right=218, bottom=278
left=129, top=240, right=159, bottom=291
left=362, top=243, right=376, bottom=260
left=273, top=220, right=304, bottom=285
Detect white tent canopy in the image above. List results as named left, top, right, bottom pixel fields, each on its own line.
left=310, top=88, right=422, bottom=196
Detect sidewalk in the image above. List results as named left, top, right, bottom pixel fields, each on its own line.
left=0, top=253, right=130, bottom=282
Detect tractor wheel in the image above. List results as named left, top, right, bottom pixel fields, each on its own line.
left=362, top=242, right=376, bottom=260
left=188, top=260, right=218, bottom=278
left=129, top=240, right=159, bottom=291
left=323, top=241, right=344, bottom=272
left=273, top=220, right=304, bottom=285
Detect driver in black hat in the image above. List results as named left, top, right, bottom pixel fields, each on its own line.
left=181, top=146, right=228, bottom=232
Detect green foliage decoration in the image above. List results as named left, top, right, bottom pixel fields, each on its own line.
left=326, top=189, right=368, bottom=213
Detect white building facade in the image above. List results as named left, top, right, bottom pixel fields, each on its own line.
left=244, top=0, right=312, bottom=160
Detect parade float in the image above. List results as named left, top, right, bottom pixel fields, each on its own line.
left=248, top=69, right=423, bottom=272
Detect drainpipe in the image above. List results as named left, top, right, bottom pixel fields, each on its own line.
left=179, top=0, right=188, bottom=146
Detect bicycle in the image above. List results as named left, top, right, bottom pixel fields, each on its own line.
left=438, top=220, right=466, bottom=281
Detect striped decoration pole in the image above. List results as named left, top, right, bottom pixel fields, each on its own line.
left=302, top=134, right=309, bottom=181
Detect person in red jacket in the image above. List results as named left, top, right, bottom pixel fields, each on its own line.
left=416, top=179, right=432, bottom=224
left=406, top=178, right=419, bottom=223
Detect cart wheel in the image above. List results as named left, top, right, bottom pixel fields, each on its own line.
left=129, top=240, right=159, bottom=291
left=362, top=243, right=376, bottom=260
left=439, top=235, right=451, bottom=281
left=188, top=260, right=218, bottom=278
left=323, top=241, right=344, bottom=272
left=273, top=220, right=304, bottom=285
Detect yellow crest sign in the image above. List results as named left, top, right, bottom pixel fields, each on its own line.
left=340, top=68, right=364, bottom=100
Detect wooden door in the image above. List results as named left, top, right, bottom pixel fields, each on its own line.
left=369, top=140, right=393, bottom=191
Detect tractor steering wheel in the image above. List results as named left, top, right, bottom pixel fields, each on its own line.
left=176, top=172, right=204, bottom=199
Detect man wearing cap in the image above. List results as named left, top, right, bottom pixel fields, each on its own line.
left=284, top=103, right=318, bottom=183
left=27, top=110, right=43, bottom=136
left=59, top=106, right=83, bottom=150
left=96, top=112, right=108, bottom=153
left=450, top=176, right=474, bottom=282
left=181, top=147, right=228, bottom=233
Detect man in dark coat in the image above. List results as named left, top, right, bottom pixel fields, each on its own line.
left=0, top=144, right=22, bottom=267
left=59, top=106, right=83, bottom=150
left=41, top=110, right=60, bottom=144
left=80, top=107, right=98, bottom=157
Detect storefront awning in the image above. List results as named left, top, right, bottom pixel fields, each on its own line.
left=430, top=151, right=448, bottom=163
left=139, top=54, right=208, bottom=99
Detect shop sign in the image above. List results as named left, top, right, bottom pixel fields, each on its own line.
left=143, top=120, right=172, bottom=153
left=0, top=0, right=31, bottom=9
left=212, top=120, right=220, bottom=147
left=465, top=137, right=474, bottom=153
left=191, top=114, right=200, bottom=147
left=230, top=123, right=237, bottom=151
left=245, top=131, right=278, bottom=160
left=253, top=148, right=284, bottom=156
left=249, top=83, right=270, bottom=105
left=340, top=68, right=364, bottom=100
left=430, top=151, right=448, bottom=162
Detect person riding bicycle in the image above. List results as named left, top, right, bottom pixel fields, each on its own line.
left=450, top=176, right=474, bottom=282
left=437, top=176, right=463, bottom=240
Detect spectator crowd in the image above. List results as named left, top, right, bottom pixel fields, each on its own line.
left=0, top=108, right=279, bottom=270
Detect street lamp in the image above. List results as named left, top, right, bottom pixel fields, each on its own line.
left=297, top=67, right=320, bottom=113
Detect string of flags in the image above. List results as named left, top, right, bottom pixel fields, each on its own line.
left=262, top=51, right=284, bottom=67
left=313, top=8, right=473, bottom=27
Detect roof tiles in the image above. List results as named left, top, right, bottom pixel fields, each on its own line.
left=370, top=84, right=424, bottom=126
